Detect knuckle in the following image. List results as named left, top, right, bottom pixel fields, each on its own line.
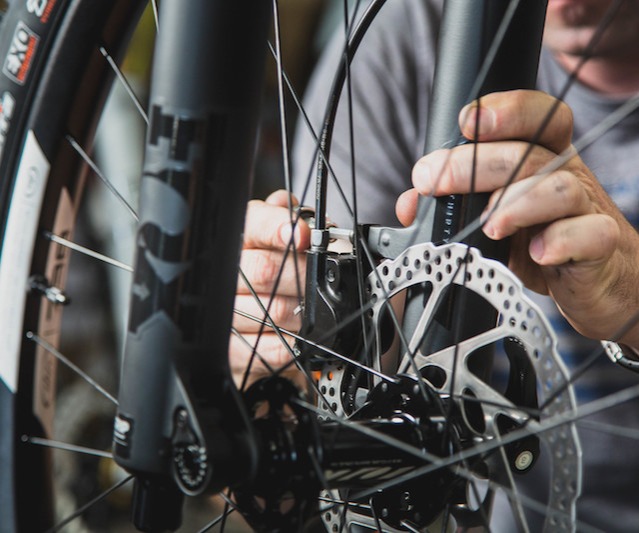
left=517, top=145, right=548, bottom=178
left=268, top=295, right=294, bottom=325
left=245, top=250, right=280, bottom=291
left=597, top=215, right=620, bottom=245
left=556, top=100, right=574, bottom=133
left=508, top=89, right=529, bottom=110
left=259, top=336, right=294, bottom=370
left=447, top=152, right=467, bottom=191
left=247, top=198, right=262, bottom=211
left=551, top=171, right=580, bottom=204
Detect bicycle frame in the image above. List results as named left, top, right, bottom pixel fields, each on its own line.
left=113, top=1, right=553, bottom=531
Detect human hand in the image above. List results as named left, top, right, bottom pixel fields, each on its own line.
left=396, top=90, right=639, bottom=347
left=230, top=190, right=310, bottom=388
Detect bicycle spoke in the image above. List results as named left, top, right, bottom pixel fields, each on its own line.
left=23, top=436, right=113, bottom=459
left=349, top=383, right=639, bottom=499
left=44, top=475, right=134, bottom=533
left=65, top=135, right=139, bottom=222
left=233, top=308, right=396, bottom=385
left=26, top=332, right=118, bottom=406
left=150, top=0, right=159, bottom=32
left=495, top=432, right=531, bottom=533
left=44, top=231, right=133, bottom=272
left=196, top=493, right=237, bottom=533
left=576, top=418, right=639, bottom=440
left=99, top=46, right=149, bottom=125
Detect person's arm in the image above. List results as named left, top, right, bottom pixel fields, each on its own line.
left=396, top=89, right=639, bottom=349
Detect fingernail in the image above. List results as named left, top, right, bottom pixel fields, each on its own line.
left=529, top=234, right=544, bottom=262
left=460, top=103, right=496, bottom=136
left=279, top=223, right=296, bottom=246
left=482, top=220, right=496, bottom=239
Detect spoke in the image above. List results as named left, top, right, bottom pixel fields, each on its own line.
left=66, top=135, right=139, bottom=222
left=496, top=432, right=530, bottom=533
left=26, top=332, right=118, bottom=406
left=305, top=394, right=554, bottom=530
left=44, top=231, right=133, bottom=272
left=233, top=274, right=342, bottom=419
left=266, top=40, right=354, bottom=219
left=318, top=494, right=372, bottom=511
left=308, top=450, right=333, bottom=501
left=346, top=384, right=639, bottom=505
left=150, top=0, right=159, bottom=32
left=231, top=327, right=278, bottom=376
left=270, top=1, right=292, bottom=196
left=24, top=436, right=113, bottom=459
left=454, top=0, right=630, bottom=246
left=400, top=520, right=422, bottom=533
left=99, top=46, right=149, bottom=125
left=339, top=0, right=375, bottom=386
left=577, top=418, right=639, bottom=441
left=233, top=308, right=396, bottom=384
left=458, top=90, right=639, bottom=246
left=195, top=501, right=236, bottom=533
left=236, top=268, right=302, bottom=391
left=44, top=475, right=134, bottom=533
left=269, top=0, right=305, bottom=315
left=231, top=320, right=335, bottom=420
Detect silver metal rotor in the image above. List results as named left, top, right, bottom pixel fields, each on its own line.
left=319, top=242, right=581, bottom=532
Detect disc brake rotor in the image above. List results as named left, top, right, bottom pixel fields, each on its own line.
left=319, top=242, right=581, bottom=532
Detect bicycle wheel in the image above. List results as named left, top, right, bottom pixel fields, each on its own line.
left=0, top=1, right=147, bottom=531
left=0, top=0, right=637, bottom=532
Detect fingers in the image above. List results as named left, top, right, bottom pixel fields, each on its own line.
left=530, top=214, right=627, bottom=342
left=459, top=90, right=573, bottom=154
left=529, top=213, right=619, bottom=267
left=482, top=169, right=595, bottom=240
left=412, top=91, right=574, bottom=197
left=229, top=331, right=300, bottom=388
left=233, top=189, right=309, bottom=389
left=233, top=293, right=301, bottom=332
left=396, top=188, right=419, bottom=226
left=237, top=247, right=306, bottom=296
left=411, top=142, right=556, bottom=196
left=243, top=192, right=311, bottom=251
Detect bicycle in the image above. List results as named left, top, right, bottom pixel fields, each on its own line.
left=1, top=0, right=638, bottom=531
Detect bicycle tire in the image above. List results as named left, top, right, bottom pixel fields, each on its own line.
left=0, top=1, right=146, bottom=531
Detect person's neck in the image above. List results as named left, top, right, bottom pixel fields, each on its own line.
left=556, top=52, right=639, bottom=97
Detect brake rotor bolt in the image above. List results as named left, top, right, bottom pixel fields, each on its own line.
left=515, top=450, right=534, bottom=471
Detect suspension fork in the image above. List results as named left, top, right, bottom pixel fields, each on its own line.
left=113, top=0, right=271, bottom=528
